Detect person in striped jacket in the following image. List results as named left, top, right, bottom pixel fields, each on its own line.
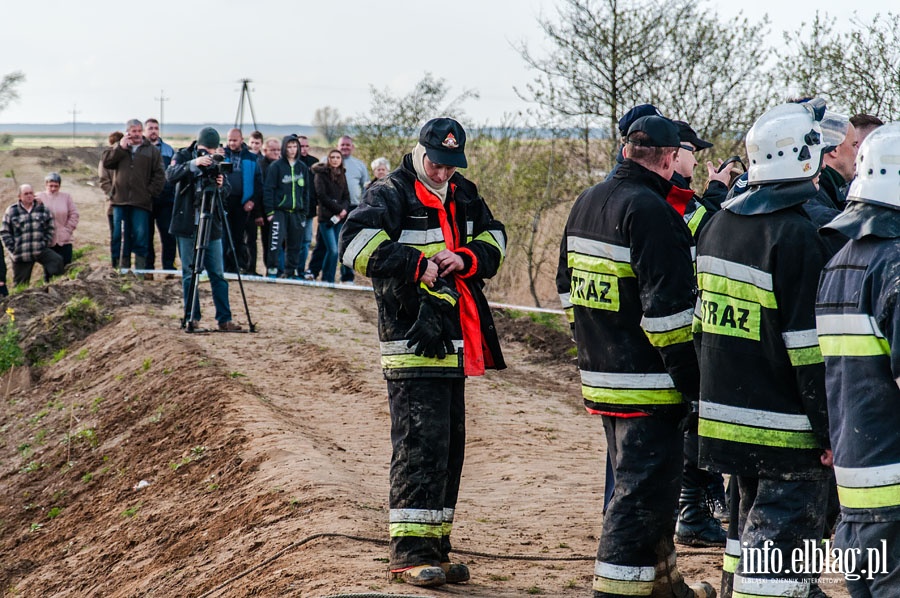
left=816, top=122, right=900, bottom=597
left=695, top=100, right=834, bottom=598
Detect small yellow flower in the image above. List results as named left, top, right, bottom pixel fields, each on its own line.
left=5, top=308, right=14, bottom=322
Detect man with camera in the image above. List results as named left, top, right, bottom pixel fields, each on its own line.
left=166, top=127, right=242, bottom=332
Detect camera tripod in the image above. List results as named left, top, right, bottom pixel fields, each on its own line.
left=183, top=179, right=257, bottom=333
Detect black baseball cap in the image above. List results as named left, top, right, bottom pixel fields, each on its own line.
left=618, top=104, right=662, bottom=137
left=626, top=115, right=680, bottom=148
left=673, top=120, right=713, bottom=150
left=419, top=118, right=467, bottom=168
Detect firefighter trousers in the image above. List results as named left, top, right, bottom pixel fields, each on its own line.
left=835, top=519, right=900, bottom=597
left=594, top=414, right=694, bottom=598
left=723, top=475, right=827, bottom=598
left=387, top=377, right=465, bottom=570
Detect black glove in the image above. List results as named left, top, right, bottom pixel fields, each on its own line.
left=405, top=280, right=460, bottom=359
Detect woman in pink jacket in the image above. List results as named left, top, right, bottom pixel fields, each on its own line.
left=36, top=172, right=80, bottom=276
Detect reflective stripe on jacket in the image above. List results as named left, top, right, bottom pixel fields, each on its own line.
left=696, top=187, right=831, bottom=480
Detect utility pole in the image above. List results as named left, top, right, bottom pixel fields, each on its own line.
left=234, top=79, right=258, bottom=132
left=154, top=90, right=170, bottom=131
left=69, top=104, right=79, bottom=146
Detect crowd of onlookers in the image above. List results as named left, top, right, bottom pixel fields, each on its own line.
left=0, top=118, right=393, bottom=291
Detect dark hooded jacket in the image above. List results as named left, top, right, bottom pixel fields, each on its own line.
left=263, top=135, right=310, bottom=216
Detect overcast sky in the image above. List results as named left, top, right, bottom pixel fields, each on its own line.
left=0, top=0, right=879, bottom=127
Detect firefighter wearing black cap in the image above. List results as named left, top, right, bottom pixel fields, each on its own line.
left=695, top=100, right=833, bottom=598
left=557, top=115, right=716, bottom=598
left=340, top=117, right=506, bottom=588
left=816, top=123, right=900, bottom=597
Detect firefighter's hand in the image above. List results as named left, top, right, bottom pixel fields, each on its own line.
left=215, top=175, right=224, bottom=187
left=406, top=301, right=448, bottom=358
left=244, top=200, right=254, bottom=212
left=820, top=449, right=833, bottom=467
left=433, top=249, right=465, bottom=276
left=420, top=259, right=439, bottom=287
left=707, top=160, right=732, bottom=185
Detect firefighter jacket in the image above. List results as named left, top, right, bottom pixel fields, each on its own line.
left=817, top=202, right=900, bottom=522
left=556, top=159, right=699, bottom=418
left=340, top=153, right=506, bottom=380
left=695, top=181, right=832, bottom=480
left=669, top=172, right=718, bottom=241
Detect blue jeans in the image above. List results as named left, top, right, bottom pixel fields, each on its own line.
left=320, top=221, right=342, bottom=283
left=111, top=205, right=151, bottom=265
left=177, top=235, right=232, bottom=324
left=298, top=216, right=314, bottom=273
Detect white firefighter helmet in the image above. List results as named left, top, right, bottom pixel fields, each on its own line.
left=846, top=122, right=900, bottom=209
left=746, top=99, right=827, bottom=185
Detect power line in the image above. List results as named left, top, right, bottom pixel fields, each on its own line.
left=68, top=104, right=79, bottom=146
left=154, top=90, right=170, bottom=131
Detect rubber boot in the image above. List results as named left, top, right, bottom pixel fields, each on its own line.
left=392, top=565, right=445, bottom=587
left=676, top=486, right=726, bottom=547
left=650, top=565, right=717, bottom=598
left=441, top=561, right=470, bottom=583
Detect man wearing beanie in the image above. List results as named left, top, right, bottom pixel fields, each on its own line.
left=341, top=117, right=506, bottom=588
left=557, top=115, right=716, bottom=598
left=165, top=127, right=242, bottom=332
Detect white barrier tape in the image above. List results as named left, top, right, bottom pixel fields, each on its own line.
left=123, top=269, right=566, bottom=316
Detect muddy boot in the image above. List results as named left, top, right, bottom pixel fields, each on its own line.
left=676, top=486, right=726, bottom=547
left=707, top=479, right=729, bottom=524
left=688, top=581, right=717, bottom=598
left=441, top=561, right=470, bottom=583
left=392, top=565, right=446, bottom=587
left=807, top=581, right=830, bottom=598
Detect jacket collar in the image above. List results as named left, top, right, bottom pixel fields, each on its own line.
left=824, top=201, right=900, bottom=240
left=723, top=180, right=818, bottom=215
left=614, top=159, right=674, bottom=198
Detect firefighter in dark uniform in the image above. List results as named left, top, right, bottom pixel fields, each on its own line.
left=668, top=121, right=730, bottom=548
left=340, top=118, right=506, bottom=588
left=695, top=100, right=834, bottom=598
left=816, top=123, right=900, bottom=597
left=557, top=115, right=716, bottom=598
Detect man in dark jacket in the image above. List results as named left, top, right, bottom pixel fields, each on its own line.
left=102, top=119, right=166, bottom=270
left=557, top=115, right=715, bottom=598
left=166, top=127, right=241, bottom=332
left=816, top=123, right=900, bottom=597
left=263, top=134, right=310, bottom=279
left=144, top=118, right=177, bottom=270
left=223, top=128, right=260, bottom=274
left=340, top=118, right=506, bottom=588
left=297, top=135, right=319, bottom=279
left=696, top=101, right=833, bottom=598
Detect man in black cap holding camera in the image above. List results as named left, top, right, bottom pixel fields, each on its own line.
left=557, top=115, right=715, bottom=597
left=166, top=127, right=242, bottom=332
left=341, top=117, right=506, bottom=588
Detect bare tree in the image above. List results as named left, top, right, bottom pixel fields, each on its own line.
left=312, top=106, right=344, bottom=145
left=779, top=12, right=900, bottom=120
left=0, top=71, right=25, bottom=113
left=517, top=0, right=774, bottom=165
left=350, top=73, right=479, bottom=166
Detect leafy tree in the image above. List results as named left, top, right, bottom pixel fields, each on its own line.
left=312, top=106, right=345, bottom=145
left=0, top=71, right=25, bottom=113
left=778, top=12, right=900, bottom=119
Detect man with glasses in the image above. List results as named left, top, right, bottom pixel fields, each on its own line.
left=1, top=184, right=64, bottom=286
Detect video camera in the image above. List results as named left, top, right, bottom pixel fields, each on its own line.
left=196, top=148, right=233, bottom=179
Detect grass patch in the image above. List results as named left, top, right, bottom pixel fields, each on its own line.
left=121, top=503, right=141, bottom=518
